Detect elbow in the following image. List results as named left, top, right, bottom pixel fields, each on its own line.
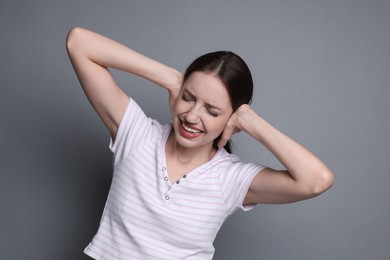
left=311, top=167, right=334, bottom=197
left=66, top=27, right=86, bottom=55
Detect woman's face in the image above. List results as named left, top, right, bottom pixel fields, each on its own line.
left=171, top=71, right=233, bottom=150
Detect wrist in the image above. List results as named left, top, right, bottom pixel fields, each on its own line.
left=165, top=69, right=183, bottom=90
left=235, top=104, right=256, bottom=130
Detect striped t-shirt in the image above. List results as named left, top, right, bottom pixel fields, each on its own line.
left=84, top=98, right=265, bottom=259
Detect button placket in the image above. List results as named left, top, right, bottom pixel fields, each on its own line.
left=162, top=165, right=172, bottom=204
left=162, top=166, right=169, bottom=184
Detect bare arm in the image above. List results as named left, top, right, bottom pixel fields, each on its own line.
left=218, top=105, right=334, bottom=204
left=66, top=27, right=182, bottom=140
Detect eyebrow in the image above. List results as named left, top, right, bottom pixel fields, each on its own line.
left=183, top=89, right=222, bottom=111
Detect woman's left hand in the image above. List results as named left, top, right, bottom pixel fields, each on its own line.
left=218, top=104, right=253, bottom=149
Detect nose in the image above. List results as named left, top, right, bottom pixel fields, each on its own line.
left=185, top=106, right=201, bottom=124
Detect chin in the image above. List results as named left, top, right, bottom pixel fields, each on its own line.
left=174, top=131, right=199, bottom=148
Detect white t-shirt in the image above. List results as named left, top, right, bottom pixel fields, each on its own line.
left=84, top=99, right=265, bottom=259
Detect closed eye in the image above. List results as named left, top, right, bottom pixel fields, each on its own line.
left=182, top=94, right=194, bottom=101
left=207, top=110, right=219, bottom=117
left=181, top=89, right=221, bottom=117
left=181, top=90, right=196, bottom=102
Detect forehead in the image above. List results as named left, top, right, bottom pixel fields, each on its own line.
left=182, top=72, right=232, bottom=109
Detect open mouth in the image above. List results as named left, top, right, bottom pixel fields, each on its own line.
left=181, top=122, right=203, bottom=134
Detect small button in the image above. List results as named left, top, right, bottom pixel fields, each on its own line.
left=165, top=195, right=169, bottom=200
left=168, top=186, right=171, bottom=190
left=162, top=167, right=166, bottom=171
left=164, top=177, right=168, bottom=181
left=176, top=180, right=180, bottom=184
left=183, top=175, right=187, bottom=178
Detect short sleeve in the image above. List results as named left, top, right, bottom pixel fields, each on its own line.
left=109, top=98, right=157, bottom=165
left=218, top=157, right=265, bottom=215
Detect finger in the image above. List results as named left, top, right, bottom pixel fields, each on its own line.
left=217, top=137, right=228, bottom=149
left=218, top=125, right=234, bottom=149
left=217, top=136, right=227, bottom=149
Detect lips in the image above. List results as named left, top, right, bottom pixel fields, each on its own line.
left=182, top=122, right=203, bottom=133
left=178, top=120, right=204, bottom=139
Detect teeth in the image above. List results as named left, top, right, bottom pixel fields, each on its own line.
left=182, top=123, right=202, bottom=133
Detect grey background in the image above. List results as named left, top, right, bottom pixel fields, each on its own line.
left=1, top=0, right=389, bottom=259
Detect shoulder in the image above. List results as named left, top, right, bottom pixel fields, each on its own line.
left=213, top=149, right=255, bottom=171
left=205, top=149, right=239, bottom=172
left=125, top=98, right=166, bottom=131
left=211, top=149, right=265, bottom=182
left=110, top=98, right=168, bottom=161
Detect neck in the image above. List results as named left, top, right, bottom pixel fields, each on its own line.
left=166, top=131, right=216, bottom=165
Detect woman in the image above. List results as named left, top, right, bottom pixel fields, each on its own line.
left=66, top=27, right=333, bottom=259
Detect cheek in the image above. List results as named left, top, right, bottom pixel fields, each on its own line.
left=171, top=102, right=182, bottom=119
left=173, top=99, right=188, bottom=113
left=206, top=117, right=230, bottom=133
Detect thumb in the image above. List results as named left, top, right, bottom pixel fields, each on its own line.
left=217, top=135, right=228, bottom=149
left=217, top=125, right=234, bottom=149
